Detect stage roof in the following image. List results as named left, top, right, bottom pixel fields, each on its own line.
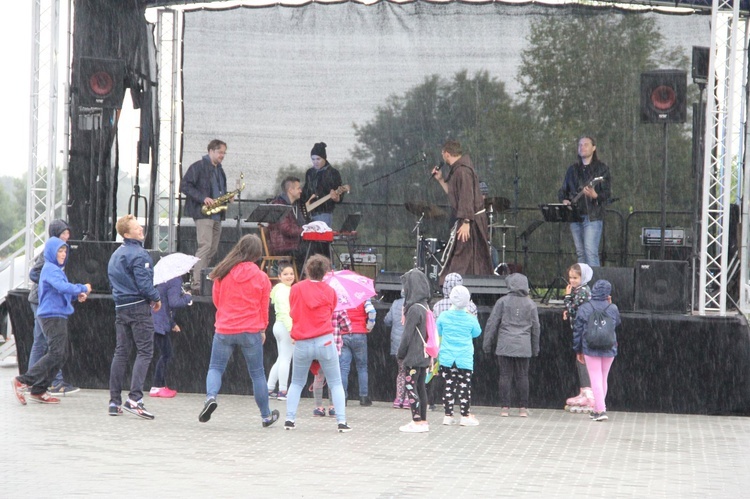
left=138, top=0, right=746, bottom=15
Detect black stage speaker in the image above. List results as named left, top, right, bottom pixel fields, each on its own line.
left=77, top=57, right=126, bottom=109
left=177, top=224, right=253, bottom=265
left=692, top=46, right=710, bottom=85
left=375, top=271, right=402, bottom=302
left=640, top=70, right=687, bottom=123
left=462, top=275, right=509, bottom=306
left=66, top=240, right=122, bottom=293
left=591, top=267, right=635, bottom=312
left=634, top=260, right=689, bottom=313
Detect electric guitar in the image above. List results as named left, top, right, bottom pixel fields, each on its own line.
left=301, top=184, right=350, bottom=222
left=570, top=176, right=604, bottom=204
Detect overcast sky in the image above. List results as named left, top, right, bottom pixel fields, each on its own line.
left=0, top=2, right=31, bottom=178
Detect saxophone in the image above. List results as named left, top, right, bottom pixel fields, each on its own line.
left=201, top=181, right=246, bottom=216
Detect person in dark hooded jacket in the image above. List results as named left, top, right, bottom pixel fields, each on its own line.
left=483, top=273, right=540, bottom=417
left=573, top=279, right=620, bottom=422
left=397, top=268, right=432, bottom=433
left=11, top=237, right=90, bottom=405
left=27, top=219, right=79, bottom=395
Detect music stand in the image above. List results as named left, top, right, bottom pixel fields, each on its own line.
left=246, top=204, right=291, bottom=225
left=539, top=204, right=576, bottom=304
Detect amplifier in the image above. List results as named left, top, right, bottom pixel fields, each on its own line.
left=339, top=253, right=381, bottom=265
left=641, top=227, right=690, bottom=247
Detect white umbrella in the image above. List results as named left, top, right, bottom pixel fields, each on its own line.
left=153, top=253, right=200, bottom=286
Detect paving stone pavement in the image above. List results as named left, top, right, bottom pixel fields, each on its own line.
left=2, top=365, right=750, bottom=498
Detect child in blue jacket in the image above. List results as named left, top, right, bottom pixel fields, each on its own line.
left=436, top=285, right=482, bottom=426
left=12, top=237, right=90, bottom=405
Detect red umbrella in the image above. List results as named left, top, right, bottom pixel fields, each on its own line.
left=323, top=270, right=376, bottom=312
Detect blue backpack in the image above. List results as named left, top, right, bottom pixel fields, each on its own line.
left=585, top=304, right=616, bottom=350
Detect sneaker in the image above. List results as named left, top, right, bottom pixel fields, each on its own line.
left=150, top=387, right=177, bottom=398
left=198, top=397, right=217, bottom=423
left=108, top=403, right=122, bottom=416
left=284, top=420, right=296, bottom=430
left=313, top=407, right=326, bottom=417
left=393, top=398, right=402, bottom=409
left=402, top=399, right=412, bottom=409
left=399, top=421, right=429, bottom=433
left=268, top=390, right=278, bottom=398
left=519, top=408, right=529, bottom=418
left=262, top=409, right=280, bottom=428
left=328, top=406, right=336, bottom=417
left=122, top=399, right=155, bottom=420
left=460, top=415, right=480, bottom=426
left=337, top=422, right=353, bottom=433
left=442, top=415, right=456, bottom=426
left=28, top=392, right=60, bottom=404
left=359, top=396, right=372, bottom=406
left=500, top=407, right=510, bottom=417
left=48, top=382, right=80, bottom=396
left=593, top=411, right=609, bottom=422
left=428, top=404, right=436, bottom=411
left=277, top=391, right=287, bottom=401
left=11, top=377, right=27, bottom=405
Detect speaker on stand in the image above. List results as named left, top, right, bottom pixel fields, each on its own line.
left=76, top=57, right=126, bottom=109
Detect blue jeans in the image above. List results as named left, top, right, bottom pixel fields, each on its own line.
left=311, top=212, right=333, bottom=228
left=569, top=216, right=602, bottom=267
left=205, top=331, right=272, bottom=419
left=339, top=334, right=369, bottom=398
left=285, top=334, right=346, bottom=424
left=27, top=303, right=64, bottom=385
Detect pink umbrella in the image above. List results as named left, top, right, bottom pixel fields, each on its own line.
left=323, top=270, right=376, bottom=311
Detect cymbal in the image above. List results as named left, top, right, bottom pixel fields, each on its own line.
left=484, top=196, right=511, bottom=212
left=489, top=224, right=516, bottom=230
left=404, top=201, right=446, bottom=219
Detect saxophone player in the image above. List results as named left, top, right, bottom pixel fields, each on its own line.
left=180, top=139, right=230, bottom=294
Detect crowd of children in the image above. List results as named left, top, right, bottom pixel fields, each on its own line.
left=13, top=220, right=621, bottom=430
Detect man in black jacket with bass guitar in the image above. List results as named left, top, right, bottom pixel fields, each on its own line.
left=558, top=135, right=611, bottom=267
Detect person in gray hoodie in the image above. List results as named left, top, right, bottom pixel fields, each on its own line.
left=483, top=273, right=540, bottom=417
left=397, top=269, right=432, bottom=433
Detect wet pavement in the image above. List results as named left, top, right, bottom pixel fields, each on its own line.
left=2, top=364, right=749, bottom=498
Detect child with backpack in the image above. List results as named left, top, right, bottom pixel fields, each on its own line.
left=483, top=273, right=540, bottom=417
left=436, top=285, right=482, bottom=426
left=562, top=263, right=594, bottom=413
left=397, top=268, right=433, bottom=433
left=573, top=279, right=620, bottom=422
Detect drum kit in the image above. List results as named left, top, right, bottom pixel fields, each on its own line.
left=404, top=195, right=515, bottom=292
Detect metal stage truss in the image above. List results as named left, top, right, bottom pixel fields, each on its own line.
left=17, top=0, right=750, bottom=316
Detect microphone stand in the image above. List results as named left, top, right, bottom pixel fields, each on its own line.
left=362, top=154, right=427, bottom=187
left=513, top=149, right=520, bottom=265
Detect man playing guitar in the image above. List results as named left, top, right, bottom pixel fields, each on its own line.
left=558, top=135, right=612, bottom=267
left=301, top=142, right=345, bottom=228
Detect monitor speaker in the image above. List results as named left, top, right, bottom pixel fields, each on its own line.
left=375, top=271, right=402, bottom=302
left=66, top=240, right=122, bottom=293
left=461, top=275, right=509, bottom=306
left=591, top=267, right=635, bottom=312
left=635, top=260, right=689, bottom=313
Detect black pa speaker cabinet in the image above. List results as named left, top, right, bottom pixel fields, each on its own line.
left=692, top=46, right=710, bottom=85
left=66, top=240, right=122, bottom=294
left=375, top=271, right=402, bottom=302
left=591, top=267, right=635, bottom=312
left=77, top=57, right=126, bottom=109
left=461, top=275, right=509, bottom=307
left=635, top=260, right=689, bottom=313
left=201, top=267, right=214, bottom=296
left=640, top=70, right=687, bottom=124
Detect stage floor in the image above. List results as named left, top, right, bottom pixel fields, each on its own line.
left=2, top=365, right=749, bottom=497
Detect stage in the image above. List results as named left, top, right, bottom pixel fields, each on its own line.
left=6, top=289, right=750, bottom=415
